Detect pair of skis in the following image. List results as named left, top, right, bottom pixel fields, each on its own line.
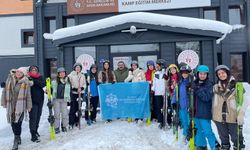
left=46, top=78, right=55, bottom=141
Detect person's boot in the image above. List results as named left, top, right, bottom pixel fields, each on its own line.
left=12, top=135, right=19, bottom=150
left=61, top=127, right=67, bottom=132
left=16, top=135, right=21, bottom=145
left=221, top=144, right=230, bottom=150
left=31, top=133, right=40, bottom=143
left=215, top=141, right=221, bottom=150
left=55, top=128, right=60, bottom=134
left=195, top=146, right=207, bottom=150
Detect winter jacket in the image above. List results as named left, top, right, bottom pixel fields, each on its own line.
left=166, top=74, right=179, bottom=96
left=29, top=75, right=46, bottom=105
left=171, top=78, right=190, bottom=110
left=98, top=70, right=116, bottom=84
left=114, top=67, right=129, bottom=82
left=1, top=70, right=32, bottom=123
left=213, top=76, right=248, bottom=124
left=87, top=76, right=99, bottom=97
left=151, top=70, right=165, bottom=96
left=51, top=77, right=71, bottom=102
left=68, top=71, right=86, bottom=94
left=124, top=68, right=146, bottom=82
left=145, top=69, right=155, bottom=84
left=191, top=79, right=213, bottom=120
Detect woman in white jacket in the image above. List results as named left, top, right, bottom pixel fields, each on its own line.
left=124, top=60, right=145, bottom=82
left=151, top=60, right=166, bottom=128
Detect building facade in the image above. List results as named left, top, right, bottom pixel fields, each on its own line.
left=0, top=0, right=35, bottom=82
left=32, top=0, right=250, bottom=82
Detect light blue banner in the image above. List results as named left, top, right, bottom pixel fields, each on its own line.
left=98, top=82, right=150, bottom=120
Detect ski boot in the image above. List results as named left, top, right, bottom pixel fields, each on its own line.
left=87, top=120, right=92, bottom=126
left=55, top=128, right=60, bottom=134
left=61, top=127, right=67, bottom=132
left=31, top=133, right=40, bottom=143
left=215, top=141, right=221, bottom=150
left=12, top=135, right=20, bottom=150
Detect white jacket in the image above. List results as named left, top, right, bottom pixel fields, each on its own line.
left=124, top=68, right=145, bottom=82
left=151, top=70, right=166, bottom=96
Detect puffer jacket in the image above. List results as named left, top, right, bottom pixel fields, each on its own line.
left=124, top=68, right=146, bottom=82
left=151, top=70, right=165, bottom=96
left=68, top=71, right=86, bottom=94
left=213, top=76, right=248, bottom=123
left=51, top=77, right=71, bottom=102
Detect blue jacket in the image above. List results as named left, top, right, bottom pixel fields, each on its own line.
left=90, top=79, right=99, bottom=97
left=192, top=79, right=213, bottom=120
left=171, top=78, right=190, bottom=110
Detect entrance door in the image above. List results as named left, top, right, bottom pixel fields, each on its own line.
left=110, top=44, right=160, bottom=70
left=230, top=53, right=247, bottom=81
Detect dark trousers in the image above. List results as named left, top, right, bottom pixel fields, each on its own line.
left=150, top=93, right=157, bottom=120
left=215, top=121, right=244, bottom=148
left=69, top=94, right=82, bottom=126
left=154, top=95, right=163, bottom=123
left=11, top=113, right=24, bottom=136
left=85, top=96, right=99, bottom=121
left=29, top=102, right=43, bottom=134
left=167, top=96, right=172, bottom=125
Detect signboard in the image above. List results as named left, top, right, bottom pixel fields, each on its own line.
left=113, top=56, right=132, bottom=70
left=177, top=50, right=199, bottom=70
left=68, top=0, right=211, bottom=15
left=76, top=54, right=95, bottom=73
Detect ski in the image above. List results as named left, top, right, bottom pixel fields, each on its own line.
left=236, top=82, right=244, bottom=150
left=46, top=77, right=55, bottom=141
left=172, top=85, right=179, bottom=141
left=77, top=91, right=83, bottom=129
left=189, top=89, right=195, bottom=150
left=86, top=91, right=92, bottom=126
left=161, top=89, right=168, bottom=129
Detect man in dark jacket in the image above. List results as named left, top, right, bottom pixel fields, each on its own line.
left=28, top=65, right=46, bottom=143
left=114, top=61, right=129, bottom=82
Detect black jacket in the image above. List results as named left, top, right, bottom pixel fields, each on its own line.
left=30, top=76, right=46, bottom=104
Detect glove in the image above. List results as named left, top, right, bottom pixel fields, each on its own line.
left=47, top=101, right=53, bottom=109
left=111, top=81, right=115, bottom=84
left=237, top=111, right=245, bottom=125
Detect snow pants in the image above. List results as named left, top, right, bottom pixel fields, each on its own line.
left=53, top=98, right=69, bottom=129
left=179, top=109, right=190, bottom=137
left=194, top=118, right=216, bottom=150
left=153, top=95, right=163, bottom=123
left=214, top=121, right=244, bottom=149
left=69, top=93, right=83, bottom=126
left=11, top=113, right=24, bottom=136
left=29, top=101, right=43, bottom=135
left=85, top=96, right=99, bottom=121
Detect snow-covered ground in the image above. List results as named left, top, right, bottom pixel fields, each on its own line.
left=0, top=84, right=249, bottom=150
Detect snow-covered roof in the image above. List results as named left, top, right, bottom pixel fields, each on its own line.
left=44, top=12, right=235, bottom=44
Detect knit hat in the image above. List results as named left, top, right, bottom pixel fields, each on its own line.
left=73, top=62, right=82, bottom=70
left=29, top=65, right=39, bottom=72
left=147, top=60, right=155, bottom=67
left=57, top=67, right=66, bottom=73
left=17, top=67, right=28, bottom=76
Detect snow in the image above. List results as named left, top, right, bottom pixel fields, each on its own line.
left=44, top=12, right=233, bottom=44
left=0, top=83, right=250, bottom=150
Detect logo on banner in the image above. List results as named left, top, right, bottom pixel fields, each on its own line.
left=177, top=50, right=199, bottom=70
left=105, top=93, right=118, bottom=108
left=76, top=54, right=95, bottom=73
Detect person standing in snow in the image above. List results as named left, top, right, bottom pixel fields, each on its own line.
left=85, top=64, right=99, bottom=124
left=171, top=64, right=193, bottom=143
left=1, top=67, right=32, bottom=150
left=213, top=65, right=248, bottom=150
left=145, top=60, right=156, bottom=120
left=151, top=60, right=165, bottom=127
left=191, top=65, right=217, bottom=150
left=27, top=65, right=46, bottom=142
left=124, top=60, right=146, bottom=82
left=68, top=63, right=86, bottom=129
left=114, top=61, right=129, bottom=83
left=164, top=64, right=180, bottom=128
left=51, top=67, right=70, bottom=133
left=98, top=60, right=116, bottom=122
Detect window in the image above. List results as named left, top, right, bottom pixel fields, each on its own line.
left=204, top=9, right=218, bottom=20
left=230, top=53, right=247, bottom=81
left=229, top=6, right=244, bottom=25
left=111, top=44, right=159, bottom=53
left=21, top=29, right=34, bottom=47
left=75, top=46, right=96, bottom=60
left=45, top=17, right=56, bottom=33
left=63, top=17, right=75, bottom=27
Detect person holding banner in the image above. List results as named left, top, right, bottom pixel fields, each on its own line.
left=151, top=60, right=165, bottom=127
left=191, top=65, right=217, bottom=150
left=124, top=60, right=146, bottom=82
left=114, top=61, right=129, bottom=82
left=68, top=63, right=86, bottom=129
left=98, top=60, right=116, bottom=84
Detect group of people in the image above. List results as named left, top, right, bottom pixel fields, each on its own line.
left=0, top=59, right=248, bottom=150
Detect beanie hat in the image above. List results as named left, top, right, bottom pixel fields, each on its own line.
left=57, top=67, right=66, bottom=73
left=73, top=62, right=82, bottom=70
left=29, top=65, right=39, bottom=72
left=17, top=67, right=28, bottom=76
